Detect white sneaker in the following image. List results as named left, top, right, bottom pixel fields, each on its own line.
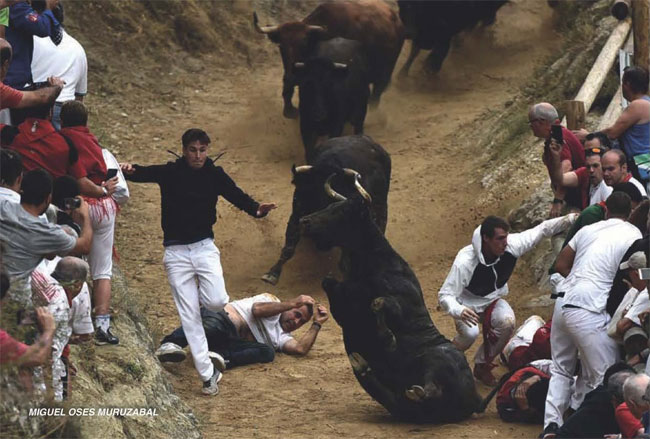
left=202, top=369, right=223, bottom=396
left=208, top=351, right=226, bottom=372
left=155, top=342, right=186, bottom=363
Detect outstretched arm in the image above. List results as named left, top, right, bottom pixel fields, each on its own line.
left=251, top=294, right=315, bottom=319
left=120, top=163, right=166, bottom=184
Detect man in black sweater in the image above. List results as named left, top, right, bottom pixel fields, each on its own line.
left=120, top=128, right=275, bottom=396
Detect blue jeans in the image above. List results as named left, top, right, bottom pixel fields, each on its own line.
left=161, top=308, right=275, bottom=368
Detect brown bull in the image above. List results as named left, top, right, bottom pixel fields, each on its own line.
left=254, top=0, right=404, bottom=119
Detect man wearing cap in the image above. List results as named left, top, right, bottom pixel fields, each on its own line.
left=543, top=192, right=642, bottom=437
left=610, top=252, right=649, bottom=368
left=548, top=138, right=612, bottom=209
left=438, top=213, right=577, bottom=386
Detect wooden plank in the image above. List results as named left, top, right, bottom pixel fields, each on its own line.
left=564, top=100, right=586, bottom=130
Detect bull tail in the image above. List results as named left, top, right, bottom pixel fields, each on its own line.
left=475, top=369, right=516, bottom=413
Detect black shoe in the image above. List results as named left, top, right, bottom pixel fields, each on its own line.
left=539, top=422, right=559, bottom=439
left=95, top=328, right=119, bottom=345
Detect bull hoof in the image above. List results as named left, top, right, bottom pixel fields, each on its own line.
left=405, top=385, right=426, bottom=402
left=371, top=297, right=385, bottom=312
left=261, top=272, right=279, bottom=285
left=348, top=352, right=370, bottom=376
left=283, top=106, right=299, bottom=119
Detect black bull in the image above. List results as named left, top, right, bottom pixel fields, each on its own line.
left=397, top=0, right=507, bottom=77
left=299, top=194, right=482, bottom=423
left=262, top=135, right=390, bottom=286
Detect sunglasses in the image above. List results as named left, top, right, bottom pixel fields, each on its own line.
left=585, top=147, right=608, bottom=156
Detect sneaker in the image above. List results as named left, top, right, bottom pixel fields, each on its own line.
left=95, top=328, right=119, bottom=345
left=156, top=343, right=187, bottom=363
left=202, top=369, right=223, bottom=396
left=473, top=363, right=497, bottom=386
left=539, top=422, right=559, bottom=439
left=208, top=351, right=226, bottom=372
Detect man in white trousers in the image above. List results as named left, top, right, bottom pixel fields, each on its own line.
left=120, top=128, right=276, bottom=395
left=438, top=213, right=577, bottom=386
left=542, top=191, right=642, bottom=438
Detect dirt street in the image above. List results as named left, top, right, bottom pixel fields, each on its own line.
left=113, top=1, right=560, bottom=437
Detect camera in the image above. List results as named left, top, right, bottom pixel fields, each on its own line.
left=106, top=168, right=118, bottom=180
left=63, top=197, right=81, bottom=210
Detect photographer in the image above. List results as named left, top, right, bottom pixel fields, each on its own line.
left=0, top=271, right=56, bottom=367
left=156, top=293, right=328, bottom=370
left=0, top=168, right=92, bottom=307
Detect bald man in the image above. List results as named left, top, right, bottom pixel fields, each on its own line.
left=602, top=150, right=647, bottom=197
left=0, top=38, right=62, bottom=111
left=529, top=102, right=586, bottom=217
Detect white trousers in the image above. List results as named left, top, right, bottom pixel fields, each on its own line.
left=453, top=298, right=516, bottom=365
left=88, top=198, right=118, bottom=280
left=544, top=303, right=619, bottom=428
left=163, top=238, right=229, bottom=381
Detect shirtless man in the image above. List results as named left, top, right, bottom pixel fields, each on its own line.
left=155, top=293, right=329, bottom=370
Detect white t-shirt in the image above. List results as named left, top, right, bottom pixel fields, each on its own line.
left=625, top=288, right=650, bottom=326
left=589, top=180, right=612, bottom=206
left=229, top=293, right=294, bottom=351
left=561, top=218, right=642, bottom=313
left=32, top=29, right=87, bottom=102
left=69, top=283, right=93, bottom=335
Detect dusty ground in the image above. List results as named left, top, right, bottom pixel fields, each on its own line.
left=108, top=1, right=561, bottom=437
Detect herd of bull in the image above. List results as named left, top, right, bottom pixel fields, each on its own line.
left=252, top=0, right=521, bottom=423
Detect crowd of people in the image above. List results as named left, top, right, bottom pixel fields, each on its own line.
left=438, top=66, right=649, bottom=438
left=0, top=1, right=649, bottom=437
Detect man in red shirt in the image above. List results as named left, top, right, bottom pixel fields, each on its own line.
left=0, top=37, right=62, bottom=111
left=528, top=102, right=586, bottom=217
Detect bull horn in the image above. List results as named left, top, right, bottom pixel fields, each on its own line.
left=293, top=165, right=313, bottom=174
left=342, top=169, right=372, bottom=203
left=333, top=62, right=348, bottom=70
left=294, top=62, right=305, bottom=69
left=324, top=173, right=346, bottom=201
left=307, top=25, right=326, bottom=32
left=253, top=11, right=279, bottom=34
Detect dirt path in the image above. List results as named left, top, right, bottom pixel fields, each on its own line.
left=114, top=2, right=560, bottom=437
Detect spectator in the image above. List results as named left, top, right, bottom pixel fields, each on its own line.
left=0, top=168, right=92, bottom=307
left=614, top=371, right=644, bottom=439
left=603, top=149, right=647, bottom=197
left=623, top=374, right=650, bottom=423
left=438, top=213, right=576, bottom=386
left=0, top=271, right=56, bottom=367
left=120, top=128, right=276, bottom=395
left=60, top=101, right=118, bottom=346
left=548, top=138, right=612, bottom=209
left=550, top=363, right=635, bottom=438
left=51, top=175, right=81, bottom=235
left=5, top=88, right=118, bottom=200
left=543, top=192, right=642, bottom=436
left=0, top=147, right=21, bottom=203
left=31, top=3, right=86, bottom=130
left=156, top=293, right=328, bottom=369
left=0, top=38, right=62, bottom=112
left=575, top=67, right=650, bottom=187
left=528, top=102, right=586, bottom=216
left=30, top=266, right=69, bottom=401
left=2, top=0, right=61, bottom=125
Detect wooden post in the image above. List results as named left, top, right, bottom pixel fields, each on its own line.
left=632, top=0, right=649, bottom=71
left=612, top=0, right=632, bottom=19
left=564, top=101, right=586, bottom=130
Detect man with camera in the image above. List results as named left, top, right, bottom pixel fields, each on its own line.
left=0, top=168, right=93, bottom=307
left=156, top=293, right=329, bottom=369
left=528, top=102, right=586, bottom=217
left=120, top=128, right=276, bottom=396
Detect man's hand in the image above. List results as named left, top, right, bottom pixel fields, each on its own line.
left=119, top=163, right=136, bottom=175
left=549, top=201, right=564, bottom=218
left=292, top=294, right=315, bottom=309
left=70, top=197, right=89, bottom=224
left=47, top=76, right=64, bottom=89
left=102, top=176, right=119, bottom=195
left=514, top=375, right=540, bottom=410
left=571, top=128, right=589, bottom=142
left=548, top=138, right=564, bottom=157
left=35, top=307, right=55, bottom=334
left=460, top=307, right=479, bottom=326
left=313, top=304, right=329, bottom=325
left=257, top=203, right=277, bottom=218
